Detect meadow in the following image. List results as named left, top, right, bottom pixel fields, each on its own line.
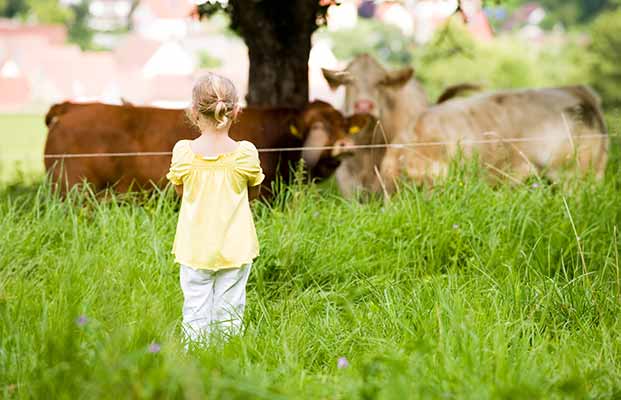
left=1, top=113, right=621, bottom=399
left=0, top=114, right=47, bottom=183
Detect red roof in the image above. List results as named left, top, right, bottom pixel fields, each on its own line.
left=0, top=76, right=30, bottom=110
left=145, top=74, right=192, bottom=102
left=10, top=43, right=82, bottom=102
left=115, top=34, right=161, bottom=70
left=0, top=20, right=67, bottom=45
left=74, top=52, right=118, bottom=99
left=466, top=10, right=494, bottom=41
left=139, top=0, right=196, bottom=19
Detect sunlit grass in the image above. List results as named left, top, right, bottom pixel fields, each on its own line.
left=0, top=114, right=46, bottom=183
left=1, top=157, right=621, bottom=398
left=0, top=111, right=620, bottom=398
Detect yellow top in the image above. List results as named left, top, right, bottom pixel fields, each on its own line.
left=166, top=139, right=265, bottom=271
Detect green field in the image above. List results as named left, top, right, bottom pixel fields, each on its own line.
left=0, top=114, right=47, bottom=182
left=1, top=114, right=621, bottom=399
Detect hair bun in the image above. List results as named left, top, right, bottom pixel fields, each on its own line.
left=190, top=72, right=239, bottom=129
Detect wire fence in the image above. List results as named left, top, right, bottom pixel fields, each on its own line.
left=0, top=133, right=616, bottom=160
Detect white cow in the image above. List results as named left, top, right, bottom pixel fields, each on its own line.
left=322, top=54, right=427, bottom=197
left=380, top=85, right=609, bottom=190
left=323, top=54, right=481, bottom=197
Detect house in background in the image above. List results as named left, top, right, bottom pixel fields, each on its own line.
left=376, top=1, right=415, bottom=36
left=327, top=2, right=358, bottom=30
left=115, top=34, right=196, bottom=107
left=84, top=0, right=135, bottom=48
left=0, top=0, right=350, bottom=112
left=0, top=1, right=200, bottom=112
left=502, top=2, right=546, bottom=41
left=0, top=19, right=67, bottom=44
left=0, top=59, right=30, bottom=112
left=132, top=0, right=199, bottom=41
left=460, top=0, right=494, bottom=41
left=86, top=0, right=134, bottom=31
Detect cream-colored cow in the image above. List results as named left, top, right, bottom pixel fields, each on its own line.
left=323, top=55, right=479, bottom=197
left=380, top=85, right=609, bottom=191
left=322, top=54, right=428, bottom=145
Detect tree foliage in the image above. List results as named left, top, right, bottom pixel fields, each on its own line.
left=197, top=0, right=332, bottom=33
left=589, top=9, right=621, bottom=108
left=317, top=19, right=412, bottom=67
left=513, top=0, right=620, bottom=27
left=0, top=0, right=28, bottom=18
left=66, top=0, right=93, bottom=50
left=197, top=0, right=336, bottom=106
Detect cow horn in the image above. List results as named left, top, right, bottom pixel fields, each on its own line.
left=322, top=68, right=353, bottom=90
left=380, top=68, right=414, bottom=87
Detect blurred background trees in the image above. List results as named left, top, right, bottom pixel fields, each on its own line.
left=198, top=0, right=333, bottom=107
left=0, top=0, right=92, bottom=49
left=0, top=0, right=619, bottom=111
left=589, top=9, right=621, bottom=108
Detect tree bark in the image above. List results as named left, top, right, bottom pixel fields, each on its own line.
left=229, top=0, right=320, bottom=107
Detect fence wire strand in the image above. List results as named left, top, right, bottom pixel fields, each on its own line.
left=0, top=133, right=614, bottom=160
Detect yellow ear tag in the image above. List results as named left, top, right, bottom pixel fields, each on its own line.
left=349, top=126, right=360, bottom=135
left=290, top=124, right=301, bottom=138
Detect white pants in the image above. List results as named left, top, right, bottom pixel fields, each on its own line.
left=179, top=263, right=252, bottom=343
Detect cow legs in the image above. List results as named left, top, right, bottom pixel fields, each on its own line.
left=379, top=147, right=405, bottom=194
left=46, top=159, right=103, bottom=195
left=335, top=165, right=360, bottom=199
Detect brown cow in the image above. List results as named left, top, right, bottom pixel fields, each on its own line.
left=44, top=101, right=353, bottom=197
left=332, top=113, right=382, bottom=199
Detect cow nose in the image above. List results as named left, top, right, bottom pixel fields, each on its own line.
left=332, top=138, right=354, bottom=157
left=354, top=100, right=374, bottom=113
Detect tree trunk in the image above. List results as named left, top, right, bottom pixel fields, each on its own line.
left=230, top=0, right=320, bottom=108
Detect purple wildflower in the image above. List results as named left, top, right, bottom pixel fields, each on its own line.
left=337, top=356, right=349, bottom=369
left=531, top=183, right=540, bottom=188
left=75, top=315, right=88, bottom=327
left=148, top=343, right=161, bottom=353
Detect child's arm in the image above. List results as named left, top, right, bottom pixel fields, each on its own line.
left=166, top=141, right=191, bottom=196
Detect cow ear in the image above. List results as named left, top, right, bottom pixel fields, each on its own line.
left=380, top=68, right=414, bottom=87
left=348, top=113, right=374, bottom=135
left=322, top=68, right=353, bottom=90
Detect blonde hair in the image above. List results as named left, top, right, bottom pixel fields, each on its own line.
left=188, top=73, right=240, bottom=130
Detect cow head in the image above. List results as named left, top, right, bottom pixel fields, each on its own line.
left=322, top=54, right=414, bottom=118
left=287, top=101, right=353, bottom=179
left=331, top=113, right=377, bottom=159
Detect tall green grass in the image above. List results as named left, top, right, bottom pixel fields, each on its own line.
left=0, top=112, right=620, bottom=399
left=1, top=152, right=621, bottom=399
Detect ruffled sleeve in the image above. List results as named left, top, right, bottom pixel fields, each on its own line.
left=166, top=140, right=192, bottom=185
left=236, top=141, right=265, bottom=187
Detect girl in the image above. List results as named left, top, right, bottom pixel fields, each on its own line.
left=166, top=73, right=264, bottom=344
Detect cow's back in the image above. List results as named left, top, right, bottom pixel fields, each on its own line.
left=415, top=86, right=606, bottom=141
left=44, top=103, right=306, bottom=194
left=382, top=85, right=608, bottom=186
left=44, top=104, right=197, bottom=191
